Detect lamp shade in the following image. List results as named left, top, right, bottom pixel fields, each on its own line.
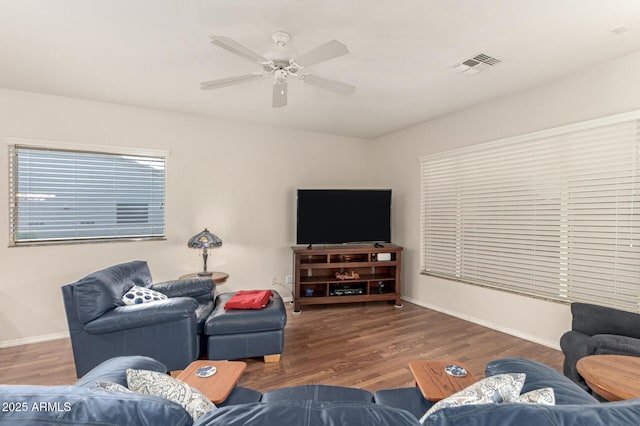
left=188, top=228, right=222, bottom=249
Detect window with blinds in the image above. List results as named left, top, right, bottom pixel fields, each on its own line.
left=420, top=112, right=640, bottom=312
left=9, top=145, right=166, bottom=245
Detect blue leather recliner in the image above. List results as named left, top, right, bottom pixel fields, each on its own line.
left=61, top=260, right=215, bottom=377
left=560, top=302, right=640, bottom=392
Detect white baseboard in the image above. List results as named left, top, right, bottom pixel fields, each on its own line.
left=0, top=332, right=69, bottom=349
left=402, top=296, right=561, bottom=351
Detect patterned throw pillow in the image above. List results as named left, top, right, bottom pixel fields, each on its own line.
left=514, top=387, right=555, bottom=405
left=419, top=373, right=526, bottom=423
left=122, top=285, right=168, bottom=305
left=95, top=381, right=133, bottom=393
left=126, top=369, right=215, bottom=421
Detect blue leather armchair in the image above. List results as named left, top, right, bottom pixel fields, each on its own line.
left=560, top=302, right=640, bottom=391
left=61, top=261, right=215, bottom=377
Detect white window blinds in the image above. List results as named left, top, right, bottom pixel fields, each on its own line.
left=9, top=145, right=166, bottom=245
left=420, top=112, right=640, bottom=312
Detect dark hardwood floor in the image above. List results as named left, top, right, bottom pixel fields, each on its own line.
left=0, top=301, right=564, bottom=393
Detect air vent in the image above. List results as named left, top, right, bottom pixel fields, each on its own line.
left=609, top=26, right=628, bottom=36
left=472, top=53, right=501, bottom=66
left=450, top=52, right=503, bottom=75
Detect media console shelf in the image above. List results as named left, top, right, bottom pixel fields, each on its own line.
left=292, top=244, right=403, bottom=313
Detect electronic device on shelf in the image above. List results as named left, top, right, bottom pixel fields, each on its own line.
left=296, top=189, right=391, bottom=246
left=376, top=253, right=392, bottom=261
left=330, top=286, right=364, bottom=296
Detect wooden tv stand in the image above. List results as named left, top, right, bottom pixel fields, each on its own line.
left=292, top=244, right=403, bottom=313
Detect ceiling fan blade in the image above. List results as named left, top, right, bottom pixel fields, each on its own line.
left=210, top=35, right=270, bottom=65
left=292, top=39, right=349, bottom=68
left=200, top=73, right=265, bottom=90
left=301, top=74, right=355, bottom=95
left=272, top=82, right=288, bottom=108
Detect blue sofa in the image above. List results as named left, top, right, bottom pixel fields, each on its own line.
left=0, top=356, right=261, bottom=426
left=2, top=356, right=640, bottom=425
left=376, top=357, right=640, bottom=425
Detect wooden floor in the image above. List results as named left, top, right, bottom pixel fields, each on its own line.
left=0, top=301, right=564, bottom=393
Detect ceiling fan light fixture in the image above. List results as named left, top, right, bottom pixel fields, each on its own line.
left=201, top=32, right=354, bottom=108
left=272, top=31, right=291, bottom=47
left=274, top=69, right=288, bottom=83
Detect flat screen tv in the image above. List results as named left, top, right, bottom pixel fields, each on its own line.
left=296, top=189, right=391, bottom=245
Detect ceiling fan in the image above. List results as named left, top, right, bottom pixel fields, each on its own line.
left=200, top=31, right=355, bottom=108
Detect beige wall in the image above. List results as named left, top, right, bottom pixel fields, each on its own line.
left=370, top=51, right=640, bottom=349
left=0, top=88, right=371, bottom=346
left=4, top=52, right=640, bottom=350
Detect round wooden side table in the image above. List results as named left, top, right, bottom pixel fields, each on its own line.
left=577, top=354, right=640, bottom=401
left=179, top=271, right=229, bottom=285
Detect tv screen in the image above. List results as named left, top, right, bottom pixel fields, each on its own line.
left=296, top=189, right=391, bottom=245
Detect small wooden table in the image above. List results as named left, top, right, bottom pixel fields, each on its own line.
left=576, top=354, right=640, bottom=401
left=409, top=359, right=477, bottom=402
left=179, top=271, right=229, bottom=285
left=175, top=360, right=246, bottom=404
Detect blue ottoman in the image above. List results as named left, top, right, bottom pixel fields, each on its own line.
left=204, top=291, right=287, bottom=362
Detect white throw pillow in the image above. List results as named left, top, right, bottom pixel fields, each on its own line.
left=514, top=387, right=555, bottom=405
left=419, top=373, right=526, bottom=424
left=122, top=285, right=167, bottom=305
left=126, top=368, right=215, bottom=421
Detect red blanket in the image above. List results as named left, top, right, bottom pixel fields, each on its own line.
left=224, top=290, right=274, bottom=310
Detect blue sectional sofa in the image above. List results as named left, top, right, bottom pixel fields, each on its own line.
left=2, top=356, right=640, bottom=425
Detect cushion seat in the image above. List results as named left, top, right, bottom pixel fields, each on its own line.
left=262, top=384, right=373, bottom=404
left=204, top=291, right=287, bottom=361
left=205, top=292, right=286, bottom=335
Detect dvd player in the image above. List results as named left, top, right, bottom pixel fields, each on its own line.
left=331, top=287, right=364, bottom=296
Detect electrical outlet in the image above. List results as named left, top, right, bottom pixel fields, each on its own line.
left=285, top=275, right=293, bottom=285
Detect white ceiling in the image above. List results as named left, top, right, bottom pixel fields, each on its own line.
left=1, top=0, right=640, bottom=139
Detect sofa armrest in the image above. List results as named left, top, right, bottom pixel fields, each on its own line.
left=0, top=385, right=191, bottom=426
left=74, top=356, right=167, bottom=388
left=422, top=400, right=640, bottom=426
left=587, top=334, right=640, bottom=357
left=83, top=297, right=198, bottom=334
left=485, top=357, right=597, bottom=405
left=151, top=277, right=214, bottom=298
left=217, top=387, right=263, bottom=407
left=559, top=330, right=591, bottom=388
left=375, top=387, right=434, bottom=420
